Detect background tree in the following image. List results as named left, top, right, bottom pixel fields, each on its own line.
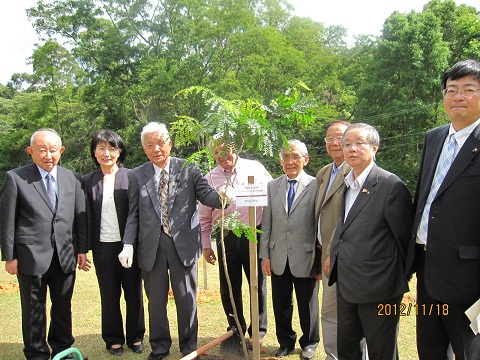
left=0, top=0, right=478, bottom=191
left=355, top=9, right=450, bottom=190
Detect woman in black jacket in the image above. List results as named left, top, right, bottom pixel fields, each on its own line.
left=82, top=130, right=145, bottom=356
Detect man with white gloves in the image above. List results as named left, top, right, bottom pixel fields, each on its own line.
left=118, top=122, right=234, bottom=360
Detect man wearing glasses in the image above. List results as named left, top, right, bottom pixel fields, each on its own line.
left=260, top=139, right=319, bottom=360
left=407, top=59, right=480, bottom=359
left=327, top=123, right=413, bottom=360
left=312, top=120, right=351, bottom=360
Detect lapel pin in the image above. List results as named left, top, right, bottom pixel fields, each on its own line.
left=362, top=189, right=370, bottom=194
left=473, top=148, right=478, bottom=154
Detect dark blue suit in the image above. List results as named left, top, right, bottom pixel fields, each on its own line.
left=407, top=124, right=480, bottom=359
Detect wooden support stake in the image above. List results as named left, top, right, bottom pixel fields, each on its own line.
left=179, top=330, right=234, bottom=360
left=248, top=175, right=260, bottom=360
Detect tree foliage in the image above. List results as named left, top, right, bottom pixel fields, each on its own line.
left=0, top=0, right=478, bottom=191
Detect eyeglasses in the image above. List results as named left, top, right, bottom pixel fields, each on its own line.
left=145, top=138, right=170, bottom=151
left=281, top=154, right=305, bottom=162
left=324, top=137, right=343, bottom=144
left=442, top=88, right=480, bottom=98
left=341, top=142, right=370, bottom=150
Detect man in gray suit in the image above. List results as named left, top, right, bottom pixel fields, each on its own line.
left=260, top=139, right=319, bottom=360
left=314, top=120, right=350, bottom=360
left=327, top=123, right=413, bottom=360
left=118, top=122, right=233, bottom=360
left=0, top=129, right=89, bottom=360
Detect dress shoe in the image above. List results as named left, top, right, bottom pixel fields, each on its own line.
left=109, top=345, right=124, bottom=356
left=147, top=351, right=169, bottom=360
left=129, top=342, right=144, bottom=353
left=301, top=347, right=315, bottom=359
left=274, top=346, right=294, bottom=357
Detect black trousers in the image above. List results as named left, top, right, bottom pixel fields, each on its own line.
left=93, top=241, right=145, bottom=349
left=217, top=231, right=267, bottom=338
left=17, top=250, right=75, bottom=360
left=416, top=246, right=480, bottom=360
left=337, top=287, right=400, bottom=360
left=271, top=260, right=319, bottom=350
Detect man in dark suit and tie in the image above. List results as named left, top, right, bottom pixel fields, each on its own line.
left=118, top=122, right=233, bottom=360
left=406, top=59, right=480, bottom=359
left=260, top=139, right=319, bottom=360
left=328, top=123, right=413, bottom=360
left=0, top=129, right=90, bottom=360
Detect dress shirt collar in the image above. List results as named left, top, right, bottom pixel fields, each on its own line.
left=449, top=118, right=480, bottom=149
left=37, top=165, right=58, bottom=182
left=344, top=162, right=374, bottom=190
left=218, top=160, right=239, bottom=175
left=331, top=161, right=345, bottom=174
left=153, top=157, right=171, bottom=179
left=286, top=169, right=306, bottom=183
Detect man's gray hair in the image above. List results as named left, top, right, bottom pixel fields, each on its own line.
left=140, top=122, right=169, bottom=147
left=281, top=139, right=309, bottom=156
left=31, top=128, right=62, bottom=147
left=343, top=123, right=380, bottom=147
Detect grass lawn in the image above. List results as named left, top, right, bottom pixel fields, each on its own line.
left=0, top=253, right=419, bottom=359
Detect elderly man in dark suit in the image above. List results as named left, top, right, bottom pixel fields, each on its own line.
left=328, top=123, right=413, bottom=360
left=118, top=122, right=233, bottom=360
left=0, top=128, right=89, bottom=360
left=407, top=59, right=480, bottom=360
left=260, top=139, right=319, bottom=360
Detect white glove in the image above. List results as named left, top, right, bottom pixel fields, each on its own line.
left=218, top=184, right=236, bottom=205
left=118, top=244, right=134, bottom=268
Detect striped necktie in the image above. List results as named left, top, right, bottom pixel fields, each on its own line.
left=45, top=173, right=57, bottom=210
left=159, top=169, right=172, bottom=236
left=417, top=133, right=456, bottom=243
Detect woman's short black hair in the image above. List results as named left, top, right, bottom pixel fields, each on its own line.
left=90, top=130, right=127, bottom=167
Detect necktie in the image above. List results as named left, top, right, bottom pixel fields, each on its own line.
left=287, top=179, right=297, bottom=214
left=159, top=169, right=172, bottom=237
left=45, top=173, right=57, bottom=210
left=417, top=134, right=456, bottom=243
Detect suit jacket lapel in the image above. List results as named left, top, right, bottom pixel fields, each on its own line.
left=56, top=167, right=66, bottom=212
left=27, top=164, right=55, bottom=212
left=289, top=175, right=312, bottom=214
left=144, top=163, right=162, bottom=220
left=168, top=158, right=181, bottom=204
left=314, top=164, right=331, bottom=219
left=91, top=169, right=104, bottom=203
left=317, top=164, right=332, bottom=206
left=421, top=128, right=448, bottom=202
left=323, top=163, right=349, bottom=207
left=341, top=164, right=378, bottom=232
left=276, top=177, right=288, bottom=215
left=436, top=124, right=480, bottom=198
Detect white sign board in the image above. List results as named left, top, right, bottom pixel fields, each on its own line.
left=235, top=183, right=268, bottom=207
